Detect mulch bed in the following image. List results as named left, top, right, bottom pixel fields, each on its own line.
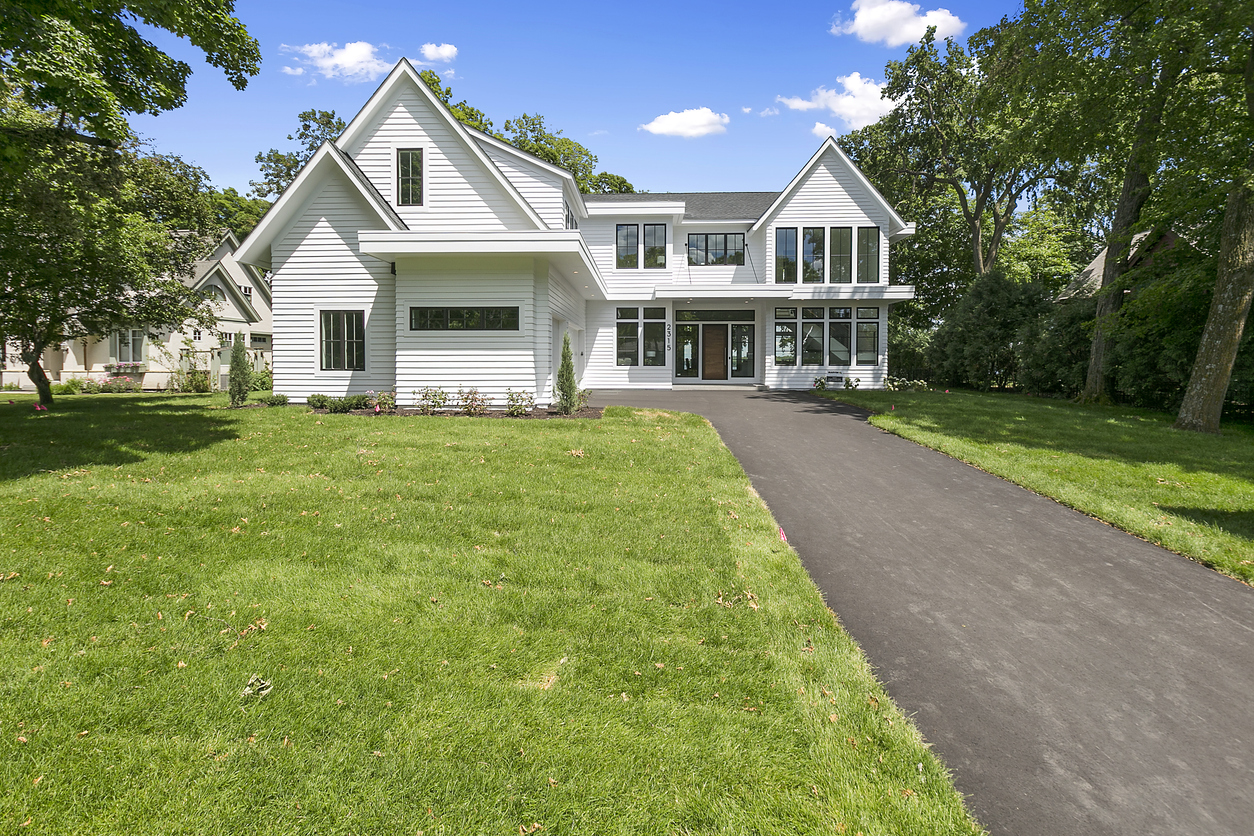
left=306, top=406, right=603, bottom=420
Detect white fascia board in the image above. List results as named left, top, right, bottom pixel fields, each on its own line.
left=234, top=142, right=406, bottom=270
left=889, top=223, right=916, bottom=243
left=675, top=219, right=755, bottom=227
left=585, top=202, right=687, bottom=217
left=749, top=137, right=910, bottom=236
left=337, top=59, right=547, bottom=230
left=651, top=284, right=795, bottom=300
left=788, top=284, right=916, bottom=301
left=357, top=230, right=608, bottom=299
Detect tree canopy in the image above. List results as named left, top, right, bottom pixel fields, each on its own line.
left=250, top=109, right=345, bottom=198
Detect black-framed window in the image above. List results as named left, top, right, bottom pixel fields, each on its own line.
left=730, top=323, right=754, bottom=377
left=398, top=149, right=422, bottom=206
left=802, top=306, right=824, bottom=320
left=775, top=228, right=797, bottom=283
left=828, top=322, right=851, bottom=366
left=643, top=307, right=666, bottom=320
left=831, top=227, right=852, bottom=283
left=801, top=321, right=824, bottom=365
left=675, top=309, right=755, bottom=322
left=643, top=307, right=666, bottom=366
left=802, top=227, right=825, bottom=283
left=687, top=233, right=745, bottom=266
left=563, top=200, right=578, bottom=230
left=409, top=307, right=520, bottom=331
left=774, top=307, right=797, bottom=366
left=643, top=224, right=667, bottom=269
left=616, top=224, right=639, bottom=269
left=829, top=306, right=852, bottom=320
left=617, top=307, right=638, bottom=365
left=676, top=323, right=699, bottom=377
left=857, top=227, right=879, bottom=283
left=856, top=306, right=880, bottom=320
left=856, top=321, right=879, bottom=365
left=321, top=310, right=365, bottom=371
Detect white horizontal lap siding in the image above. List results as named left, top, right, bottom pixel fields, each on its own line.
left=582, top=216, right=679, bottom=294
left=582, top=301, right=671, bottom=389
left=483, top=146, right=563, bottom=230
left=672, top=222, right=766, bottom=286
left=395, top=263, right=537, bottom=405
left=270, top=179, right=397, bottom=401
left=347, top=89, right=529, bottom=231
left=547, top=269, right=585, bottom=330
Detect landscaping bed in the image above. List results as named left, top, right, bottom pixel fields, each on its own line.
left=0, top=393, right=982, bottom=835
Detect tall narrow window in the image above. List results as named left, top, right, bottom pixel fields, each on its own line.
left=643, top=307, right=666, bottom=365
left=831, top=227, right=852, bottom=283
left=855, top=307, right=879, bottom=365
left=802, top=227, right=825, bottom=283
left=774, top=307, right=797, bottom=365
left=676, top=324, right=699, bottom=377
left=829, top=307, right=851, bottom=366
left=116, top=329, right=145, bottom=363
left=775, top=228, right=797, bottom=283
left=730, top=324, right=754, bottom=377
left=397, top=149, right=422, bottom=206
left=643, top=224, right=667, bottom=269
left=616, top=307, right=639, bottom=365
left=801, top=307, right=824, bottom=365
left=321, top=310, right=365, bottom=371
left=616, top=224, right=639, bottom=269
left=857, top=227, right=879, bottom=283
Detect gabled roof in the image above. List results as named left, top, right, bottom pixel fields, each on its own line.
left=234, top=141, right=408, bottom=270
left=336, top=58, right=548, bottom=229
left=1055, top=230, right=1180, bottom=302
left=470, top=129, right=588, bottom=220
left=748, top=137, right=912, bottom=239
left=584, top=192, right=781, bottom=221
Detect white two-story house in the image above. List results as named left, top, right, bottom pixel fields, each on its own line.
left=236, top=59, right=915, bottom=406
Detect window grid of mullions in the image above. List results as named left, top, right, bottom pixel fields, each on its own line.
left=409, top=307, right=520, bottom=331
left=397, top=149, right=422, bottom=206
left=772, top=306, right=879, bottom=367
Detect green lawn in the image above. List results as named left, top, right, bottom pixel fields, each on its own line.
left=1, top=393, right=981, bottom=835
left=819, top=388, right=1254, bottom=582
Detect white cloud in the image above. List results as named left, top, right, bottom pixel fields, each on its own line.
left=639, top=107, right=730, bottom=138
left=741, top=106, right=753, bottom=113
left=831, top=0, right=965, bottom=48
left=589, top=129, right=609, bottom=136
left=279, top=41, right=392, bottom=83
left=812, top=121, right=838, bottom=139
left=776, top=72, right=895, bottom=130
left=441, top=68, right=456, bottom=78
left=759, top=107, right=779, bottom=117
left=421, top=42, right=458, bottom=63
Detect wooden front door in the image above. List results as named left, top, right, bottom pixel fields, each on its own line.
left=702, top=324, right=728, bottom=380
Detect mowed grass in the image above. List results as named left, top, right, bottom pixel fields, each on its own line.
left=0, top=394, right=981, bottom=835
left=819, top=389, right=1254, bottom=582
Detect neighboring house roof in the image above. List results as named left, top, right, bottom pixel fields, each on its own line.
left=188, top=230, right=273, bottom=325
left=1056, top=230, right=1178, bottom=302
left=583, top=192, right=781, bottom=221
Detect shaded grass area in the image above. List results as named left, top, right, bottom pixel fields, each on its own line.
left=0, top=393, right=981, bottom=835
left=819, top=389, right=1254, bottom=583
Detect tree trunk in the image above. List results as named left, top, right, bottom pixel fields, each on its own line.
left=1079, top=63, right=1181, bottom=404
left=26, top=358, right=53, bottom=406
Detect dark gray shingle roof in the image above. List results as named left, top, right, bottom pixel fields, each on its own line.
left=583, top=191, right=780, bottom=221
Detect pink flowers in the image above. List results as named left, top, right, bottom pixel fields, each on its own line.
left=34, top=404, right=48, bottom=411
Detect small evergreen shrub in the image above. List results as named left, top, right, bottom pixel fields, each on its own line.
left=257, top=394, right=289, bottom=406
left=457, top=387, right=489, bottom=416
left=555, top=332, right=578, bottom=415
left=326, top=397, right=353, bottom=414
left=342, top=394, right=372, bottom=410
left=228, top=332, right=250, bottom=407
left=307, top=394, right=331, bottom=409
left=505, top=388, right=535, bottom=416
left=51, top=377, right=87, bottom=395
left=414, top=386, right=448, bottom=415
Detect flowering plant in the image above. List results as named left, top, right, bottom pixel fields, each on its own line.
left=104, top=362, right=144, bottom=374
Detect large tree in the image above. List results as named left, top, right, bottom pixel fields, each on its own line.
left=250, top=109, right=346, bottom=198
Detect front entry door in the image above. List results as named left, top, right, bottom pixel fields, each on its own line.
left=702, top=324, right=728, bottom=380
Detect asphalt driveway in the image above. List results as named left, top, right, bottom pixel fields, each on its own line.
left=595, top=388, right=1254, bottom=836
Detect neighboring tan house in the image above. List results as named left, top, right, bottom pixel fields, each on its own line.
left=235, top=58, right=915, bottom=405
left=1056, top=230, right=1182, bottom=302
left=2, top=231, right=273, bottom=391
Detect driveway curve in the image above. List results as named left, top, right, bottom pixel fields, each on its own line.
left=596, top=389, right=1254, bottom=836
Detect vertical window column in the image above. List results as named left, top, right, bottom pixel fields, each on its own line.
left=857, top=227, right=880, bottom=283
left=397, top=149, right=423, bottom=206
left=831, top=227, right=852, bottom=283
left=802, top=228, right=825, bottom=283
left=801, top=307, right=825, bottom=364
left=616, top=225, right=639, bottom=269
left=855, top=306, right=880, bottom=365
left=643, top=224, right=667, bottom=269
left=774, top=307, right=797, bottom=365
left=828, top=307, right=852, bottom=366
left=616, top=307, right=639, bottom=365
left=775, top=228, right=797, bottom=283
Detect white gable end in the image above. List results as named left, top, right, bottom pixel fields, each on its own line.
left=345, top=87, right=532, bottom=232
left=771, top=148, right=891, bottom=229
left=481, top=144, right=564, bottom=230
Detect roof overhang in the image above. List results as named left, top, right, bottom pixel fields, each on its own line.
left=357, top=230, right=608, bottom=300
left=585, top=202, right=687, bottom=217
left=789, top=284, right=916, bottom=302
left=651, top=284, right=795, bottom=300
left=650, top=283, right=916, bottom=302
left=889, top=223, right=916, bottom=243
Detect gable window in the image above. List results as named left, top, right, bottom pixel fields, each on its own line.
left=643, top=224, right=667, bottom=269
left=643, top=307, right=666, bottom=366
left=616, top=224, right=639, bottom=269
left=321, top=310, right=366, bottom=371
left=856, top=307, right=879, bottom=365
left=241, top=285, right=252, bottom=298
left=857, top=227, right=879, bottom=283
left=775, top=228, right=797, bottom=283
left=409, top=307, right=520, bottom=331
left=192, top=329, right=201, bottom=342
left=687, top=233, right=745, bottom=266
left=116, top=329, right=145, bottom=363
left=774, top=307, right=797, bottom=365
left=802, top=228, right=825, bottom=283
left=616, top=307, right=639, bottom=365
left=397, top=149, right=423, bottom=206
left=831, top=227, right=852, bottom=283
left=563, top=200, right=579, bottom=230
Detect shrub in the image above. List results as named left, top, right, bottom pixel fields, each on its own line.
left=505, top=388, right=535, bottom=416
left=578, top=388, right=591, bottom=411
left=326, top=397, right=353, bottom=414
left=0, top=382, right=20, bottom=391
left=90, top=376, right=142, bottom=394
left=51, top=377, right=87, bottom=395
left=228, top=332, right=249, bottom=407
left=257, top=394, right=288, bottom=407
left=843, top=377, right=861, bottom=390
left=414, top=386, right=448, bottom=415
left=307, top=394, right=330, bottom=409
left=813, top=376, right=828, bottom=391
left=930, top=273, right=1051, bottom=390
left=457, top=387, right=489, bottom=416
left=342, top=394, right=372, bottom=410
left=555, top=331, right=578, bottom=415
left=251, top=367, right=273, bottom=391
left=369, top=389, right=397, bottom=412
left=1016, top=296, right=1095, bottom=398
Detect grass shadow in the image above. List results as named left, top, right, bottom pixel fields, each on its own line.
left=0, top=393, right=241, bottom=481
left=1161, top=506, right=1254, bottom=541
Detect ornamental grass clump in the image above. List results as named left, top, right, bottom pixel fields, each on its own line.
left=228, top=332, right=249, bottom=407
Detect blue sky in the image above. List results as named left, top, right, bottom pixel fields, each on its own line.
left=129, top=0, right=1017, bottom=196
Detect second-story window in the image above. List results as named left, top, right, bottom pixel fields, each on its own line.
left=857, top=227, right=880, bottom=283
left=563, top=200, right=579, bottom=230
left=616, top=224, right=638, bottom=269
left=775, top=228, right=797, bottom=283
left=397, top=149, right=423, bottom=206
left=831, top=227, right=852, bottom=283
left=643, top=224, right=667, bottom=269
left=687, top=234, right=745, bottom=266
left=802, top=228, right=824, bottom=283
